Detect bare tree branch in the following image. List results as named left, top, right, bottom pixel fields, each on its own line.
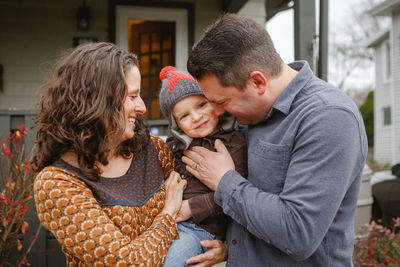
left=329, top=0, right=389, bottom=94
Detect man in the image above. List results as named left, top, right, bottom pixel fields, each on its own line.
left=182, top=14, right=368, bottom=266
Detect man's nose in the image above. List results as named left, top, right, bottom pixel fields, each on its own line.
left=211, top=104, right=225, bottom=116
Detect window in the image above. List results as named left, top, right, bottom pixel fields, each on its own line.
left=383, top=107, right=391, bottom=125
left=129, top=20, right=176, bottom=119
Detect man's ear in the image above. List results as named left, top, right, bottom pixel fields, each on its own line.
left=248, top=71, right=267, bottom=94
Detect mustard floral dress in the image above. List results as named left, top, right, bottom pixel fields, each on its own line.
left=34, top=135, right=178, bottom=266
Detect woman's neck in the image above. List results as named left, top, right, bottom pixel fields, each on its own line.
left=61, top=151, right=79, bottom=168
left=61, top=151, right=133, bottom=178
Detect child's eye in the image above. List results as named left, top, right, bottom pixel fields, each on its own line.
left=199, top=101, right=208, bottom=108
left=180, top=114, right=188, bottom=120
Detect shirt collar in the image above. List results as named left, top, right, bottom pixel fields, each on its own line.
left=266, top=60, right=313, bottom=119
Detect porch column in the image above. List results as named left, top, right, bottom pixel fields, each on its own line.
left=392, top=12, right=400, bottom=164
left=319, top=0, right=329, bottom=81
left=293, top=0, right=316, bottom=71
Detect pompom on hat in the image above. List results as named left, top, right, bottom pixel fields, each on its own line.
left=159, top=66, right=205, bottom=149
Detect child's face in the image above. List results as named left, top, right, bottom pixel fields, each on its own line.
left=172, top=95, right=219, bottom=138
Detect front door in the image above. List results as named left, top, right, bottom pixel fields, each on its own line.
left=129, top=20, right=176, bottom=120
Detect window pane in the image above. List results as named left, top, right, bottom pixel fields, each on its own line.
left=151, top=76, right=161, bottom=97
left=140, top=33, right=149, bottom=53
left=151, top=33, right=160, bottom=52
left=383, top=107, right=391, bottom=125
left=141, top=77, right=149, bottom=98
left=151, top=99, right=161, bottom=119
left=162, top=52, right=172, bottom=67
left=163, top=39, right=172, bottom=50
left=151, top=54, right=161, bottom=75
left=140, top=55, right=149, bottom=76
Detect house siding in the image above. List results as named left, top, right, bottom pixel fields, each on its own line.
left=191, top=0, right=222, bottom=42
left=392, top=10, right=400, bottom=164
left=0, top=0, right=269, bottom=111
left=0, top=0, right=227, bottom=111
left=238, top=0, right=266, bottom=26
left=374, top=41, right=393, bottom=165
left=0, top=0, right=108, bottom=110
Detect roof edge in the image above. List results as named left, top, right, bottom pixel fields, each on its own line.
left=368, top=0, right=400, bottom=16
left=366, top=27, right=390, bottom=48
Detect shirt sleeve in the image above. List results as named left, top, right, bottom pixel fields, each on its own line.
left=34, top=168, right=179, bottom=266
left=151, top=134, right=176, bottom=180
left=215, top=107, right=367, bottom=260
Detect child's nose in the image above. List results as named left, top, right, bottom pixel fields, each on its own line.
left=192, top=112, right=202, bottom=122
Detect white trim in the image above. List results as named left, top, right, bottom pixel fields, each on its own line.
left=368, top=0, right=400, bottom=17
left=366, top=27, right=390, bottom=48
left=116, top=6, right=188, bottom=70
left=382, top=40, right=393, bottom=82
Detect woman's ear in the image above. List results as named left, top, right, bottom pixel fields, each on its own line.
left=248, top=71, right=267, bottom=94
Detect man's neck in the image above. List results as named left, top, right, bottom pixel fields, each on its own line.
left=268, top=63, right=299, bottom=103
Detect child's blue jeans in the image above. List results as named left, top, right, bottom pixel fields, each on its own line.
left=163, top=220, right=219, bottom=267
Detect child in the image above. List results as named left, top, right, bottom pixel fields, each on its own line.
left=159, top=66, right=248, bottom=267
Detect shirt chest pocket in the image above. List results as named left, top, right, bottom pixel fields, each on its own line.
left=248, top=138, right=290, bottom=194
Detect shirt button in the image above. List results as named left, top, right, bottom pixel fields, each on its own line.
left=181, top=174, right=186, bottom=179
left=285, top=248, right=292, bottom=255
left=232, top=239, right=237, bottom=245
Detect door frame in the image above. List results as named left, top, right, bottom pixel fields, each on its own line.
left=109, top=1, right=194, bottom=71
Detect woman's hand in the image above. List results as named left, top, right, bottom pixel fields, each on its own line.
left=185, top=240, right=227, bottom=267
left=175, top=199, right=192, bottom=222
left=161, top=171, right=186, bottom=219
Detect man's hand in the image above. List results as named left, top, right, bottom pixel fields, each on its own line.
left=185, top=240, right=227, bottom=267
left=175, top=199, right=192, bottom=222
left=182, top=139, right=235, bottom=191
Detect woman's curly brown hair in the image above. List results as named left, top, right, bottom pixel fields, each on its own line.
left=34, top=42, right=150, bottom=181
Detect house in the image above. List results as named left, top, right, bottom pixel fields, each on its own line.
left=367, top=0, right=400, bottom=166
left=0, top=0, right=327, bottom=134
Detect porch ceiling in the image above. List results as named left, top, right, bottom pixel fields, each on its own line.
left=265, top=0, right=292, bottom=20
left=223, top=0, right=292, bottom=20
left=222, top=0, right=248, bottom=13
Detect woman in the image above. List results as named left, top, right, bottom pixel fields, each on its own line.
left=33, top=42, right=186, bottom=266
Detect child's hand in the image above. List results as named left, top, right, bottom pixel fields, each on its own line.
left=175, top=200, right=192, bottom=222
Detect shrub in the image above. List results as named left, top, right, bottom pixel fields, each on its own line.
left=359, top=91, right=374, bottom=147
left=353, top=218, right=400, bottom=267
left=0, top=126, right=40, bottom=266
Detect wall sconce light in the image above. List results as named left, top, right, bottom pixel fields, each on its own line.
left=76, top=1, right=90, bottom=31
